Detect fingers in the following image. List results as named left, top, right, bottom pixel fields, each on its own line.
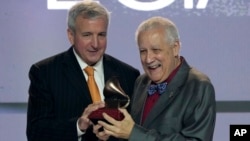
left=93, top=124, right=102, bottom=134
left=103, top=112, right=119, bottom=125
left=118, top=108, right=129, bottom=117
left=93, top=124, right=110, bottom=141
left=97, top=120, right=118, bottom=138
left=98, top=114, right=118, bottom=132
left=97, top=109, right=134, bottom=139
left=78, top=102, right=105, bottom=131
left=84, top=102, right=105, bottom=117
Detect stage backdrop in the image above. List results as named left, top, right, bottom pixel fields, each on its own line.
left=0, top=1, right=250, bottom=141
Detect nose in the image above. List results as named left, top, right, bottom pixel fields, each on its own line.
left=145, top=51, right=154, bottom=64
left=91, top=36, right=98, bottom=48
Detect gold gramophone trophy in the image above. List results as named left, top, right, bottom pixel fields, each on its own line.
left=88, top=77, right=130, bottom=124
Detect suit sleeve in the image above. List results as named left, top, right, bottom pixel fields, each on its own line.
left=26, top=64, right=78, bottom=141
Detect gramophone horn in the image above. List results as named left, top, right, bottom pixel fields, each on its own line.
left=103, top=77, right=130, bottom=108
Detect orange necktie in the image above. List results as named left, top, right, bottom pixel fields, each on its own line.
left=84, top=66, right=101, bottom=103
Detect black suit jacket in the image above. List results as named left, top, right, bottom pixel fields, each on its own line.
left=27, top=47, right=140, bottom=141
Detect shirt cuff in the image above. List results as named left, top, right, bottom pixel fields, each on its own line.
left=77, top=118, right=85, bottom=137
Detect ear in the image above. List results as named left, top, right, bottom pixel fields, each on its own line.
left=67, top=28, right=74, bottom=45
left=173, top=41, right=180, bottom=57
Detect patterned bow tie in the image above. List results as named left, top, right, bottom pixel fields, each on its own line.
left=147, top=82, right=167, bottom=95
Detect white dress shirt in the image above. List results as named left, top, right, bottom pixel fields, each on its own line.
left=73, top=49, right=105, bottom=140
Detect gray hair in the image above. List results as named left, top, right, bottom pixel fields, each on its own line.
left=135, top=16, right=180, bottom=46
left=67, top=0, right=110, bottom=33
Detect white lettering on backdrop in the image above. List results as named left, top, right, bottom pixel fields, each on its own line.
left=47, top=0, right=209, bottom=10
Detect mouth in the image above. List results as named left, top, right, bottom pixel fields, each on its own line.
left=88, top=48, right=98, bottom=52
left=147, top=64, right=161, bottom=69
left=88, top=49, right=99, bottom=54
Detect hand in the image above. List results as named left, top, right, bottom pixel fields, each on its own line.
left=93, top=124, right=110, bottom=141
left=98, top=108, right=135, bottom=139
left=78, top=102, right=105, bottom=131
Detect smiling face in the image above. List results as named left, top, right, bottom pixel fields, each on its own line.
left=67, top=16, right=108, bottom=66
left=138, top=27, right=180, bottom=83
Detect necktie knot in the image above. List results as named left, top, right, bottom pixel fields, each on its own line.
left=84, top=66, right=94, bottom=76
left=148, top=82, right=167, bottom=95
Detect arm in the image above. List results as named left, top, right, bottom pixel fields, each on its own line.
left=97, top=81, right=216, bottom=141
left=27, top=64, right=105, bottom=141
left=27, top=64, right=79, bottom=141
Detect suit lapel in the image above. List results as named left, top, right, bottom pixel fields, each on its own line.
left=131, top=76, right=150, bottom=125
left=142, top=87, right=177, bottom=127
left=62, top=48, right=92, bottom=102
left=103, top=54, right=120, bottom=83
left=131, top=76, right=176, bottom=126
left=134, top=89, right=148, bottom=124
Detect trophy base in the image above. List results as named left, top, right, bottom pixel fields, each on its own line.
left=88, top=107, right=124, bottom=124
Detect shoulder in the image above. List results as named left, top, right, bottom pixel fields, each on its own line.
left=181, top=57, right=212, bottom=85
left=179, top=58, right=214, bottom=94
left=188, top=67, right=212, bottom=86
left=181, top=62, right=215, bottom=109
left=189, top=68, right=210, bottom=81
left=185, top=67, right=215, bottom=100
left=31, top=48, right=72, bottom=68
left=28, top=49, right=74, bottom=76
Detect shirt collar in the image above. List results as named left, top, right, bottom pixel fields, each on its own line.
left=73, top=48, right=103, bottom=73
left=165, top=56, right=183, bottom=84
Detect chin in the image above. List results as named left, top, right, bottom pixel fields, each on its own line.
left=89, top=55, right=101, bottom=62
left=148, top=76, right=159, bottom=82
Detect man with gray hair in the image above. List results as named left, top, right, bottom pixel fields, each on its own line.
left=26, top=1, right=139, bottom=141
left=95, top=16, right=216, bottom=141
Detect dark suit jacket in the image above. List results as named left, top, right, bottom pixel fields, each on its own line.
left=129, top=57, right=216, bottom=141
left=26, top=47, right=140, bottom=141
